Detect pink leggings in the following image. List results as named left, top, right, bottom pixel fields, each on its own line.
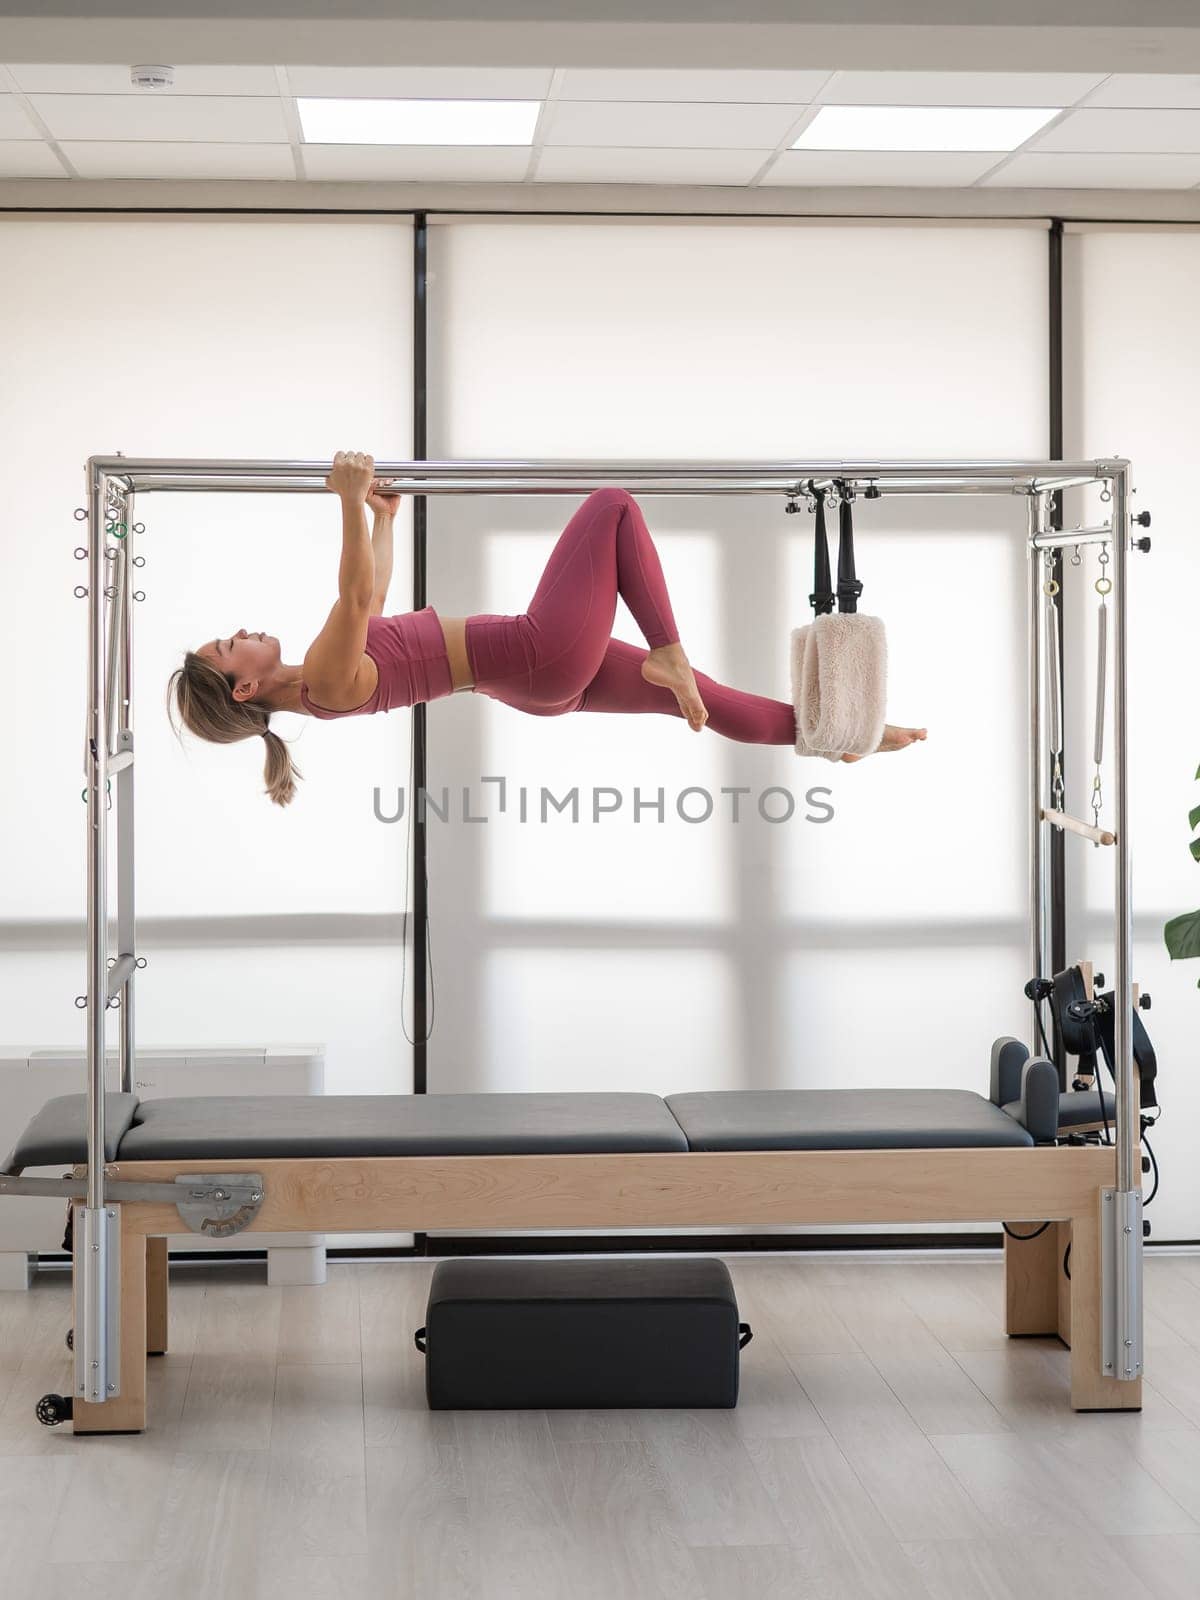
left=464, top=487, right=797, bottom=745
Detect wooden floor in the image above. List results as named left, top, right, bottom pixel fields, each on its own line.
left=2, top=1254, right=1200, bottom=1600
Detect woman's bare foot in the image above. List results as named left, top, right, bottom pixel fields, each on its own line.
left=840, top=724, right=927, bottom=763
left=641, top=642, right=709, bottom=731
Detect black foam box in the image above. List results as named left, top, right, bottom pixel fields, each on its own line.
left=414, top=1256, right=752, bottom=1410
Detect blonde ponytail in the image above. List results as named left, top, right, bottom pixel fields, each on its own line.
left=260, top=726, right=300, bottom=808
left=167, top=651, right=303, bottom=807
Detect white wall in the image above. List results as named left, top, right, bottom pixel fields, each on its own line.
left=425, top=220, right=1048, bottom=1148
left=1065, top=225, right=1200, bottom=1242
left=10, top=211, right=1187, bottom=1245
left=0, top=216, right=416, bottom=1093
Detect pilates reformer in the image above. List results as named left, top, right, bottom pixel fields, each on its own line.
left=0, top=454, right=1154, bottom=1433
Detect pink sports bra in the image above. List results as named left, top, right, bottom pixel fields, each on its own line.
left=299, top=605, right=455, bottom=719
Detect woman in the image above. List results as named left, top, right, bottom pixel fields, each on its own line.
left=169, top=450, right=925, bottom=806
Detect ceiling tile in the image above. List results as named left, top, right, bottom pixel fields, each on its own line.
left=301, top=144, right=532, bottom=181
left=1032, top=108, right=1200, bottom=152
left=0, top=93, right=37, bottom=138
left=0, top=140, right=65, bottom=177
left=30, top=93, right=289, bottom=143
left=556, top=69, right=829, bottom=103
left=534, top=146, right=767, bottom=185
left=61, top=141, right=297, bottom=179
left=822, top=71, right=1105, bottom=107
left=286, top=66, right=554, bottom=99
left=1085, top=75, right=1200, bottom=109
left=761, top=150, right=1003, bottom=186
left=544, top=100, right=798, bottom=150
left=7, top=63, right=280, bottom=96
left=982, top=151, right=1200, bottom=188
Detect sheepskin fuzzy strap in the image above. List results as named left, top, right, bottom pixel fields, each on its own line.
left=790, top=613, right=888, bottom=761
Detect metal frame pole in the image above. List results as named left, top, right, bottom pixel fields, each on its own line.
left=1100, top=462, right=1142, bottom=1383
left=1111, top=467, right=1136, bottom=1195
left=85, top=462, right=108, bottom=1214
left=1028, top=491, right=1051, bottom=1052
left=79, top=461, right=119, bottom=1406
left=1100, top=467, right=1145, bottom=1388
left=412, top=214, right=429, bottom=1100
left=115, top=499, right=137, bottom=1094
left=1047, top=222, right=1068, bottom=1063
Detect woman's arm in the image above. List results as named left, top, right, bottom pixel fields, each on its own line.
left=365, top=481, right=401, bottom=615
left=303, top=451, right=378, bottom=702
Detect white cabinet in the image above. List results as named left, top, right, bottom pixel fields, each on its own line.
left=0, top=1046, right=327, bottom=1288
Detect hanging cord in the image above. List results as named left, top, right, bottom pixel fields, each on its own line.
left=1066, top=994, right=1113, bottom=1147
left=1003, top=1221, right=1051, bottom=1241
left=1033, top=989, right=1054, bottom=1061
left=1142, top=1121, right=1160, bottom=1206
left=399, top=713, right=437, bottom=1049
left=1095, top=1046, right=1112, bottom=1146
left=1003, top=994, right=1060, bottom=1238
left=1092, top=545, right=1110, bottom=837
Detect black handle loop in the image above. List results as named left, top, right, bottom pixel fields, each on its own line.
left=809, top=481, right=863, bottom=616
left=738, top=1322, right=754, bottom=1350
left=808, top=483, right=834, bottom=616
left=836, top=489, right=863, bottom=614
left=414, top=1327, right=427, bottom=1354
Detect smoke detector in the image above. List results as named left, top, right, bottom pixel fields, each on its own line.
left=130, top=64, right=175, bottom=91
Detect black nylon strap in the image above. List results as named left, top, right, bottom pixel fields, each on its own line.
left=837, top=492, right=864, bottom=614
left=809, top=482, right=864, bottom=616
left=809, top=486, right=834, bottom=616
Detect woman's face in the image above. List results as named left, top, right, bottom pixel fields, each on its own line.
left=197, top=629, right=282, bottom=699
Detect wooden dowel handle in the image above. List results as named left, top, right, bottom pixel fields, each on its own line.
left=1041, top=807, right=1116, bottom=847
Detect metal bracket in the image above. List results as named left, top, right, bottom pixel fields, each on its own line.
left=0, top=1172, right=264, bottom=1238
left=173, top=1173, right=265, bottom=1238
left=75, top=1204, right=120, bottom=1402
left=1101, top=1187, right=1143, bottom=1381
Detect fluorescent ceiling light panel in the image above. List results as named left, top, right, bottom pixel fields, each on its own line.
left=794, top=104, right=1060, bottom=152
left=298, top=97, right=541, bottom=145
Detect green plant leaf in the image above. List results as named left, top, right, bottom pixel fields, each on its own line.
left=1165, top=910, right=1200, bottom=960
left=1193, top=837, right=1200, bottom=864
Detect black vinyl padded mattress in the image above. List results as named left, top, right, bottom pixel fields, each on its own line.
left=4, top=1085, right=1033, bottom=1172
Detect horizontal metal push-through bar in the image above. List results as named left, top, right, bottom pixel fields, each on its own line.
left=1031, top=526, right=1122, bottom=551
left=91, top=456, right=1125, bottom=498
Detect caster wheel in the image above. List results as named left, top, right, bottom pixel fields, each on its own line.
left=65, top=1327, right=74, bottom=1351
left=36, top=1393, right=73, bottom=1427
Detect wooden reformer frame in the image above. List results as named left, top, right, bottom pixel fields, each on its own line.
left=69, top=1140, right=1134, bottom=1433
